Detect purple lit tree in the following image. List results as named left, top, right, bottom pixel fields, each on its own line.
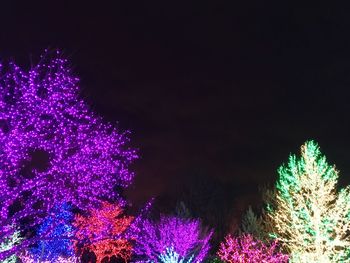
left=133, top=215, right=213, bottom=262
left=0, top=51, right=137, bottom=259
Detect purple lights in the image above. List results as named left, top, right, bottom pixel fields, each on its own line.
left=0, top=51, right=137, bottom=257
left=134, top=215, right=213, bottom=262
left=0, top=50, right=299, bottom=262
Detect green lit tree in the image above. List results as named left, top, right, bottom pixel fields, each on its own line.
left=265, top=140, right=350, bottom=262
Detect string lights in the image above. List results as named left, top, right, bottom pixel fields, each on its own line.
left=218, top=234, right=288, bottom=263
left=159, top=247, right=194, bottom=263
left=265, top=141, right=350, bottom=262
left=0, top=225, right=22, bottom=263
left=73, top=201, right=134, bottom=262
left=0, top=50, right=137, bottom=258
left=134, top=215, right=212, bottom=262
left=29, top=203, right=75, bottom=261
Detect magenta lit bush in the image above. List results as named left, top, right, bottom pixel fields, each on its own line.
left=218, top=234, right=288, bottom=263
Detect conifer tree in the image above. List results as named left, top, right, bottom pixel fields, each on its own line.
left=241, top=206, right=264, bottom=241
left=265, top=140, right=350, bottom=262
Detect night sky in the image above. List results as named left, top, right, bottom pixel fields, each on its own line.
left=2, top=1, right=350, bottom=212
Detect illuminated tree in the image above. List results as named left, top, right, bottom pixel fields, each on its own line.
left=19, top=251, right=81, bottom=263
left=134, top=215, right=212, bottom=262
left=29, top=203, right=75, bottom=262
left=265, top=140, right=350, bottom=262
left=159, top=247, right=194, bottom=263
left=0, top=225, right=22, bottom=263
left=217, top=234, right=288, bottom=263
left=73, top=201, right=134, bottom=262
left=0, top=51, right=137, bottom=258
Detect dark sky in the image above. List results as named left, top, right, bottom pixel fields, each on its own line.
left=1, top=1, right=350, bottom=208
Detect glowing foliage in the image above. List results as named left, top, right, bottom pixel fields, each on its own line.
left=73, top=201, right=133, bottom=262
left=265, top=141, right=350, bottom=262
left=0, top=226, right=22, bottom=263
left=0, top=51, right=136, bottom=257
left=218, top=234, right=288, bottom=263
left=85, top=239, right=133, bottom=263
left=134, top=215, right=212, bottom=262
left=30, top=203, right=75, bottom=261
left=19, top=251, right=81, bottom=263
left=159, top=247, right=194, bottom=263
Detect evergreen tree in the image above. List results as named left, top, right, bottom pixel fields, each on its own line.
left=265, top=140, right=350, bottom=262
left=241, top=206, right=264, bottom=240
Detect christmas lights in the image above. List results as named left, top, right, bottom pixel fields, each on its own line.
left=29, top=203, right=75, bottom=261
left=0, top=51, right=137, bottom=257
left=73, top=201, right=134, bottom=262
left=159, top=247, right=194, bottom=263
left=19, top=251, right=81, bottom=263
left=217, top=234, right=288, bottom=263
left=265, top=141, right=350, bottom=262
left=134, top=215, right=212, bottom=262
left=0, top=225, right=22, bottom=263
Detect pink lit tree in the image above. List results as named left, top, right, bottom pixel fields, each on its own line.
left=217, top=234, right=288, bottom=263
left=133, top=215, right=213, bottom=262
left=0, top=51, right=137, bottom=259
